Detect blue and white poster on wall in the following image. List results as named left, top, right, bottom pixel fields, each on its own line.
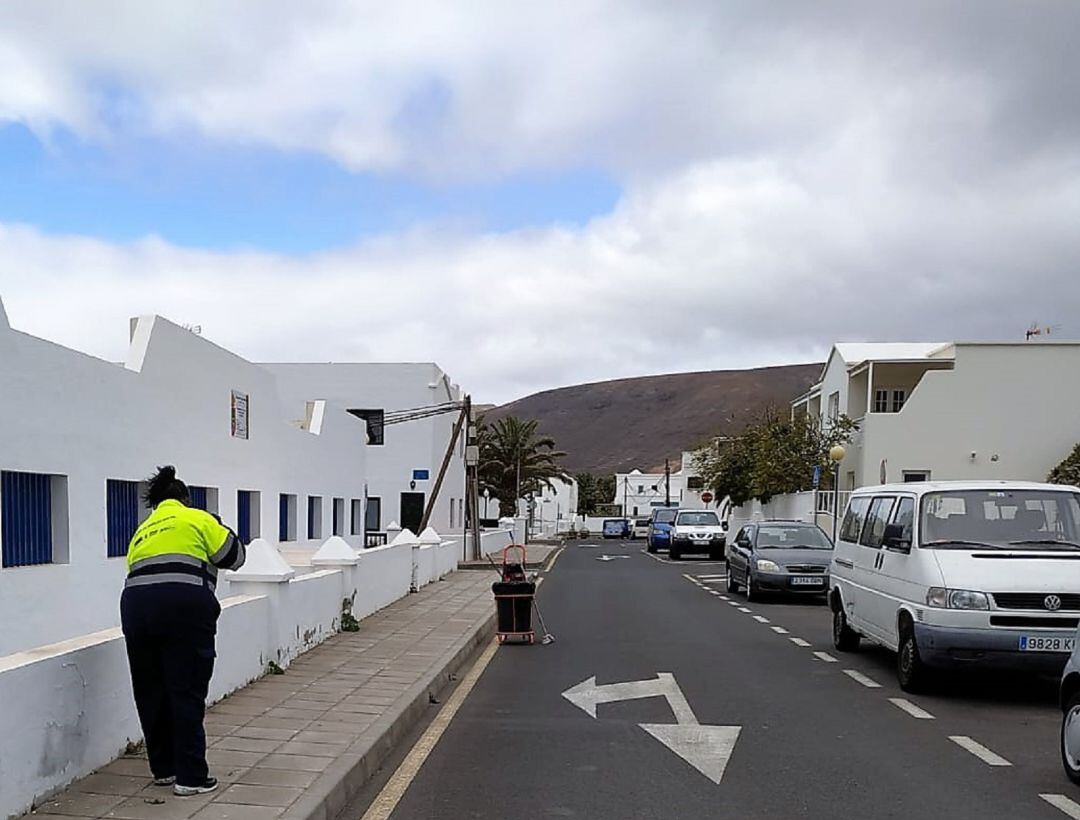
left=412, top=469, right=430, bottom=481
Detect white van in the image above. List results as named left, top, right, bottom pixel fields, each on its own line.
left=829, top=481, right=1080, bottom=692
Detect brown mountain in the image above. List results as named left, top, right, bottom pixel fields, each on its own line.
left=487, top=363, right=822, bottom=475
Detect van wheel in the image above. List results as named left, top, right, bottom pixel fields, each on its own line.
left=832, top=606, right=860, bottom=652
left=1062, top=693, right=1080, bottom=784
left=897, top=621, right=930, bottom=693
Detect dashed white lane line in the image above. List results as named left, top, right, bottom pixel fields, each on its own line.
left=790, top=637, right=812, bottom=647
left=949, top=735, right=1011, bottom=767
left=682, top=574, right=699, bottom=583
left=708, top=590, right=721, bottom=596
left=738, top=607, right=752, bottom=613
left=719, top=595, right=730, bottom=601
left=1041, top=794, right=1080, bottom=819
left=843, top=669, right=882, bottom=688
left=752, top=615, right=770, bottom=623
left=727, top=601, right=740, bottom=607
left=888, top=698, right=935, bottom=720
left=813, top=651, right=838, bottom=663
left=696, top=575, right=727, bottom=581
left=770, top=626, right=790, bottom=635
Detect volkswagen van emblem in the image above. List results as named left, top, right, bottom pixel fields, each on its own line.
left=1045, top=595, right=1063, bottom=611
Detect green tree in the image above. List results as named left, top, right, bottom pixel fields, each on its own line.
left=1048, top=443, right=1080, bottom=486
left=477, top=415, right=569, bottom=517
left=576, top=471, right=617, bottom=515
left=695, top=409, right=858, bottom=506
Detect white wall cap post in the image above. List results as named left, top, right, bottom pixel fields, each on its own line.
left=386, top=520, right=402, bottom=538
left=390, top=527, right=418, bottom=546
left=498, top=517, right=515, bottom=529
left=311, top=535, right=360, bottom=566
left=418, top=526, right=441, bottom=545
left=228, top=538, right=295, bottom=582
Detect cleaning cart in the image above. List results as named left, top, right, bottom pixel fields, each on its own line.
left=492, top=545, right=536, bottom=645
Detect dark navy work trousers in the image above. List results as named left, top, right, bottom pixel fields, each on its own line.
left=120, top=583, right=220, bottom=787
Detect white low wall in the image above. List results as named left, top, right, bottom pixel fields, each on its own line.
left=728, top=492, right=819, bottom=536
left=0, top=534, right=463, bottom=820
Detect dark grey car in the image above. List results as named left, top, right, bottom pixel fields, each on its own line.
left=726, top=521, right=833, bottom=601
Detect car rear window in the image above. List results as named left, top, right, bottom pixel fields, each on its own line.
left=653, top=509, right=677, bottom=524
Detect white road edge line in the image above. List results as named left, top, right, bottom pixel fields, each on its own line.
left=843, top=669, right=882, bottom=688
left=790, top=637, right=812, bottom=647
left=888, top=698, right=935, bottom=719
left=752, top=615, right=770, bottom=623
left=813, top=651, right=838, bottom=663
left=1041, top=794, right=1080, bottom=819
left=949, top=735, right=1012, bottom=767
left=770, top=626, right=790, bottom=634
left=361, top=637, right=500, bottom=820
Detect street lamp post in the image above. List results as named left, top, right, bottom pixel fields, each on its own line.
left=483, top=488, right=490, bottom=520
left=829, top=444, right=846, bottom=544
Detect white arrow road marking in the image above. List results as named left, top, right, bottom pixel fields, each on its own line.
left=595, top=555, right=630, bottom=562
left=639, top=724, right=742, bottom=785
left=843, top=669, right=882, bottom=688
left=949, top=736, right=1011, bottom=766
left=813, top=651, right=838, bottom=663
left=1041, top=794, right=1080, bottom=819
left=562, top=673, right=697, bottom=723
left=789, top=637, right=812, bottom=647
left=889, top=698, right=935, bottom=719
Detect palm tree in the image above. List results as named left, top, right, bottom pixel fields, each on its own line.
left=477, top=415, right=569, bottom=517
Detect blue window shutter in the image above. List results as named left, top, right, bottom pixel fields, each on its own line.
left=2, top=471, right=53, bottom=567
left=106, top=479, right=140, bottom=557
left=189, top=486, right=208, bottom=510
left=307, top=496, right=315, bottom=539
left=237, top=491, right=251, bottom=544
left=279, top=494, right=289, bottom=541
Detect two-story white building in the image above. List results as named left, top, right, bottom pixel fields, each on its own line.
left=263, top=363, right=468, bottom=539
left=792, top=341, right=1080, bottom=490
left=612, top=451, right=712, bottom=516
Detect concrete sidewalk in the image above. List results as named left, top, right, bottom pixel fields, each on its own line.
left=28, top=572, right=495, bottom=820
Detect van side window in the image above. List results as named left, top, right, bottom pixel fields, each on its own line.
left=893, top=497, right=915, bottom=543
left=860, top=497, right=897, bottom=548
left=840, top=497, right=870, bottom=542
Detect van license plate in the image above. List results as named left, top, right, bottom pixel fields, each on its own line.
left=1018, top=636, right=1076, bottom=652
left=791, top=576, right=824, bottom=586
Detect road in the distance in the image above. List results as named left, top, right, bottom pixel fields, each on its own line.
left=355, top=540, right=1076, bottom=819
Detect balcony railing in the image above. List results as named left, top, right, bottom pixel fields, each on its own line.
left=364, top=532, right=389, bottom=548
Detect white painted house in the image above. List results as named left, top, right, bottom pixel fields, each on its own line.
left=612, top=451, right=710, bottom=516
left=792, top=341, right=1080, bottom=490
left=264, top=363, right=467, bottom=540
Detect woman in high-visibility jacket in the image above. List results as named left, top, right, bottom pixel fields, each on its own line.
left=121, top=466, right=245, bottom=797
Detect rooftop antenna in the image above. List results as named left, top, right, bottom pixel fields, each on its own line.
left=1026, top=322, right=1062, bottom=341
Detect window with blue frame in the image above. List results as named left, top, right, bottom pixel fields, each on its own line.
left=106, top=479, right=141, bottom=558
left=189, top=486, right=208, bottom=510
left=237, top=490, right=260, bottom=544
left=279, top=493, right=297, bottom=541
left=2, top=471, right=54, bottom=568
left=307, top=496, right=323, bottom=540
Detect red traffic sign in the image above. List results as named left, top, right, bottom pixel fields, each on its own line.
left=701, top=492, right=714, bottom=503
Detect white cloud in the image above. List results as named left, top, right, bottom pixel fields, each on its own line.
left=2, top=146, right=1078, bottom=403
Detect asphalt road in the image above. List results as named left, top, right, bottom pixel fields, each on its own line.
left=357, top=540, right=1080, bottom=819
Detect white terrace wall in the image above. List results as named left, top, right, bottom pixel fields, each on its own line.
left=0, top=301, right=369, bottom=657
left=727, top=492, right=818, bottom=537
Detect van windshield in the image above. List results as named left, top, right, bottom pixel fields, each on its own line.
left=920, top=490, right=1080, bottom=550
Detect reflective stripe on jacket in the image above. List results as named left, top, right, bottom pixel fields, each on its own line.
left=125, top=499, right=245, bottom=589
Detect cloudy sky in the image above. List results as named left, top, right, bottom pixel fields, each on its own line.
left=0, top=1, right=1078, bottom=403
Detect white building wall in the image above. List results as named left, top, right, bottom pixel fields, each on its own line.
left=856, top=343, right=1080, bottom=486
left=0, top=302, right=368, bottom=657
left=263, top=363, right=466, bottom=537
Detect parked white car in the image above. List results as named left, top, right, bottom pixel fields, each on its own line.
left=632, top=518, right=651, bottom=539
left=669, top=509, right=726, bottom=561
left=829, top=481, right=1080, bottom=692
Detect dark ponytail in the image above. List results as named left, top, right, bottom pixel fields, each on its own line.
left=144, top=465, right=190, bottom=507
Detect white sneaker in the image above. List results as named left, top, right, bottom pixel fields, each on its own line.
left=152, top=776, right=176, bottom=786
left=174, top=777, right=218, bottom=797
